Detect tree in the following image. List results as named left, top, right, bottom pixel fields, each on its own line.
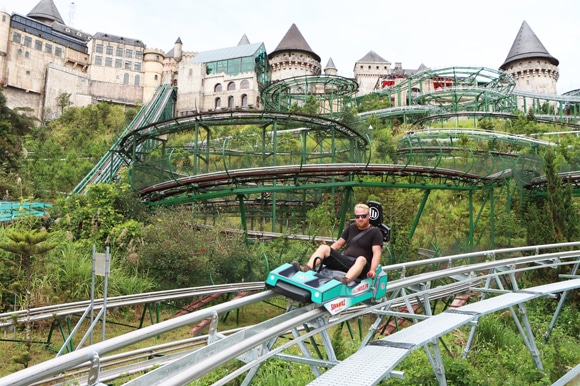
left=0, top=229, right=56, bottom=368
left=56, top=92, right=72, bottom=114
left=524, top=150, right=580, bottom=245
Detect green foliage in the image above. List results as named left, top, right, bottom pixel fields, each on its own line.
left=138, top=208, right=261, bottom=288
left=49, top=182, right=147, bottom=250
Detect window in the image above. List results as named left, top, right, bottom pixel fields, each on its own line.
left=214, top=83, right=222, bottom=92
left=241, top=94, right=248, bottom=107
left=154, top=74, right=158, bottom=80
left=106, top=45, right=113, bottom=55
left=125, top=49, right=133, bottom=58
left=24, top=36, right=32, bottom=47
left=134, top=75, right=140, bottom=86
left=12, top=32, right=21, bottom=43
left=115, top=59, right=122, bottom=68
left=35, top=40, right=42, bottom=50
left=240, top=80, right=250, bottom=89
left=17, top=48, right=22, bottom=56
left=216, top=60, right=227, bottom=74
left=134, top=62, right=141, bottom=71
left=96, top=44, right=103, bottom=53
left=124, top=61, right=131, bottom=70
left=215, top=97, right=221, bottom=109
left=227, top=82, right=236, bottom=91
left=25, top=51, right=30, bottom=59
left=55, top=47, right=62, bottom=57
left=228, top=96, right=234, bottom=108
left=105, top=57, right=113, bottom=67
left=241, top=57, right=253, bottom=73
left=123, top=73, right=129, bottom=84
left=45, top=43, right=52, bottom=54
left=135, top=51, right=143, bottom=60
left=116, top=47, right=123, bottom=56
left=95, top=56, right=102, bottom=65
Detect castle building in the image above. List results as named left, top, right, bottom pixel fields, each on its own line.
left=175, top=35, right=270, bottom=115
left=0, top=0, right=565, bottom=123
left=0, top=0, right=92, bottom=119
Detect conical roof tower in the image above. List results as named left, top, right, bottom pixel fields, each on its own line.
left=500, top=21, right=559, bottom=103
left=500, top=20, right=558, bottom=69
left=268, top=24, right=321, bottom=81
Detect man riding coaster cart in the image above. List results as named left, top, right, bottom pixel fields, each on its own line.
left=265, top=202, right=390, bottom=315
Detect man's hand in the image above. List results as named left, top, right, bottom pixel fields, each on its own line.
left=367, top=270, right=376, bottom=279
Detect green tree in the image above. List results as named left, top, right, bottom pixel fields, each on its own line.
left=56, top=92, right=72, bottom=114
left=0, top=229, right=56, bottom=368
left=524, top=150, right=580, bottom=245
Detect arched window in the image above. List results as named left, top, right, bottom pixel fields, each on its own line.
left=215, top=97, right=221, bottom=110
left=240, top=80, right=250, bottom=89
left=241, top=94, right=248, bottom=107
left=227, top=81, right=235, bottom=91
left=228, top=96, right=234, bottom=108
left=214, top=83, right=222, bottom=92
left=134, top=75, right=140, bottom=86
left=123, top=73, right=129, bottom=85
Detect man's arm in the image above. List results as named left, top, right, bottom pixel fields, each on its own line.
left=367, top=245, right=382, bottom=278
left=330, top=237, right=346, bottom=251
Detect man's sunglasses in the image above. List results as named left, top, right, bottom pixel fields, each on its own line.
left=354, top=214, right=368, bottom=219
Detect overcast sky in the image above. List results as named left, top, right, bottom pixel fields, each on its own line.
left=3, top=0, right=579, bottom=94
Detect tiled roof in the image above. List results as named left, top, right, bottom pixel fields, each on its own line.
left=27, top=0, right=64, bottom=24
left=500, top=21, right=558, bottom=69
left=92, top=32, right=145, bottom=47
left=269, top=24, right=320, bottom=62
left=356, top=50, right=390, bottom=63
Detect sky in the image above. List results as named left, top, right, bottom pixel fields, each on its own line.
left=2, top=0, right=579, bottom=94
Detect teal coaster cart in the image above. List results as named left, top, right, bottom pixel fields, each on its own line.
left=265, top=263, right=388, bottom=315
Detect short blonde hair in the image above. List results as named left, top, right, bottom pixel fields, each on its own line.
left=354, top=203, right=369, bottom=213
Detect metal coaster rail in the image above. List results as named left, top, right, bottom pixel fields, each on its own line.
left=0, top=242, right=578, bottom=386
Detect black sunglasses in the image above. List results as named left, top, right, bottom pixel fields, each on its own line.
left=354, top=214, right=368, bottom=219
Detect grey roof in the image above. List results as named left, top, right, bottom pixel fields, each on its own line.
left=27, top=0, right=64, bottom=24
left=192, top=42, right=265, bottom=63
left=92, top=32, right=145, bottom=47
left=356, top=50, right=390, bottom=64
left=238, top=34, right=250, bottom=45
left=268, top=24, right=320, bottom=62
left=500, top=21, right=558, bottom=69
left=51, top=22, right=91, bottom=42
left=325, top=57, right=337, bottom=70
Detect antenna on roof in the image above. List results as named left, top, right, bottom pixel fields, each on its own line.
left=68, top=2, right=76, bottom=27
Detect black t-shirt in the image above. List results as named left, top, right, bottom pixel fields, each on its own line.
left=341, top=223, right=383, bottom=263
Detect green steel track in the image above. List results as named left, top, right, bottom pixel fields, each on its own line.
left=63, top=67, right=580, bottom=249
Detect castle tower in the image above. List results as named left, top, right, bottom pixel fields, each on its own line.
left=500, top=20, right=559, bottom=101
left=268, top=24, right=321, bottom=81
left=324, top=58, right=338, bottom=76
left=173, top=37, right=183, bottom=63
left=353, top=50, right=391, bottom=96
left=143, top=48, right=165, bottom=103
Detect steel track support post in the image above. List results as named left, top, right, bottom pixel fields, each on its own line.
left=468, top=190, right=474, bottom=253
left=424, top=339, right=447, bottom=386
left=544, top=259, right=579, bottom=343
left=409, top=189, right=430, bottom=240
left=237, top=194, right=248, bottom=243
left=291, top=326, right=321, bottom=378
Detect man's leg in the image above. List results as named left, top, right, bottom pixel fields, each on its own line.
left=343, top=256, right=367, bottom=282
left=305, top=244, right=331, bottom=269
